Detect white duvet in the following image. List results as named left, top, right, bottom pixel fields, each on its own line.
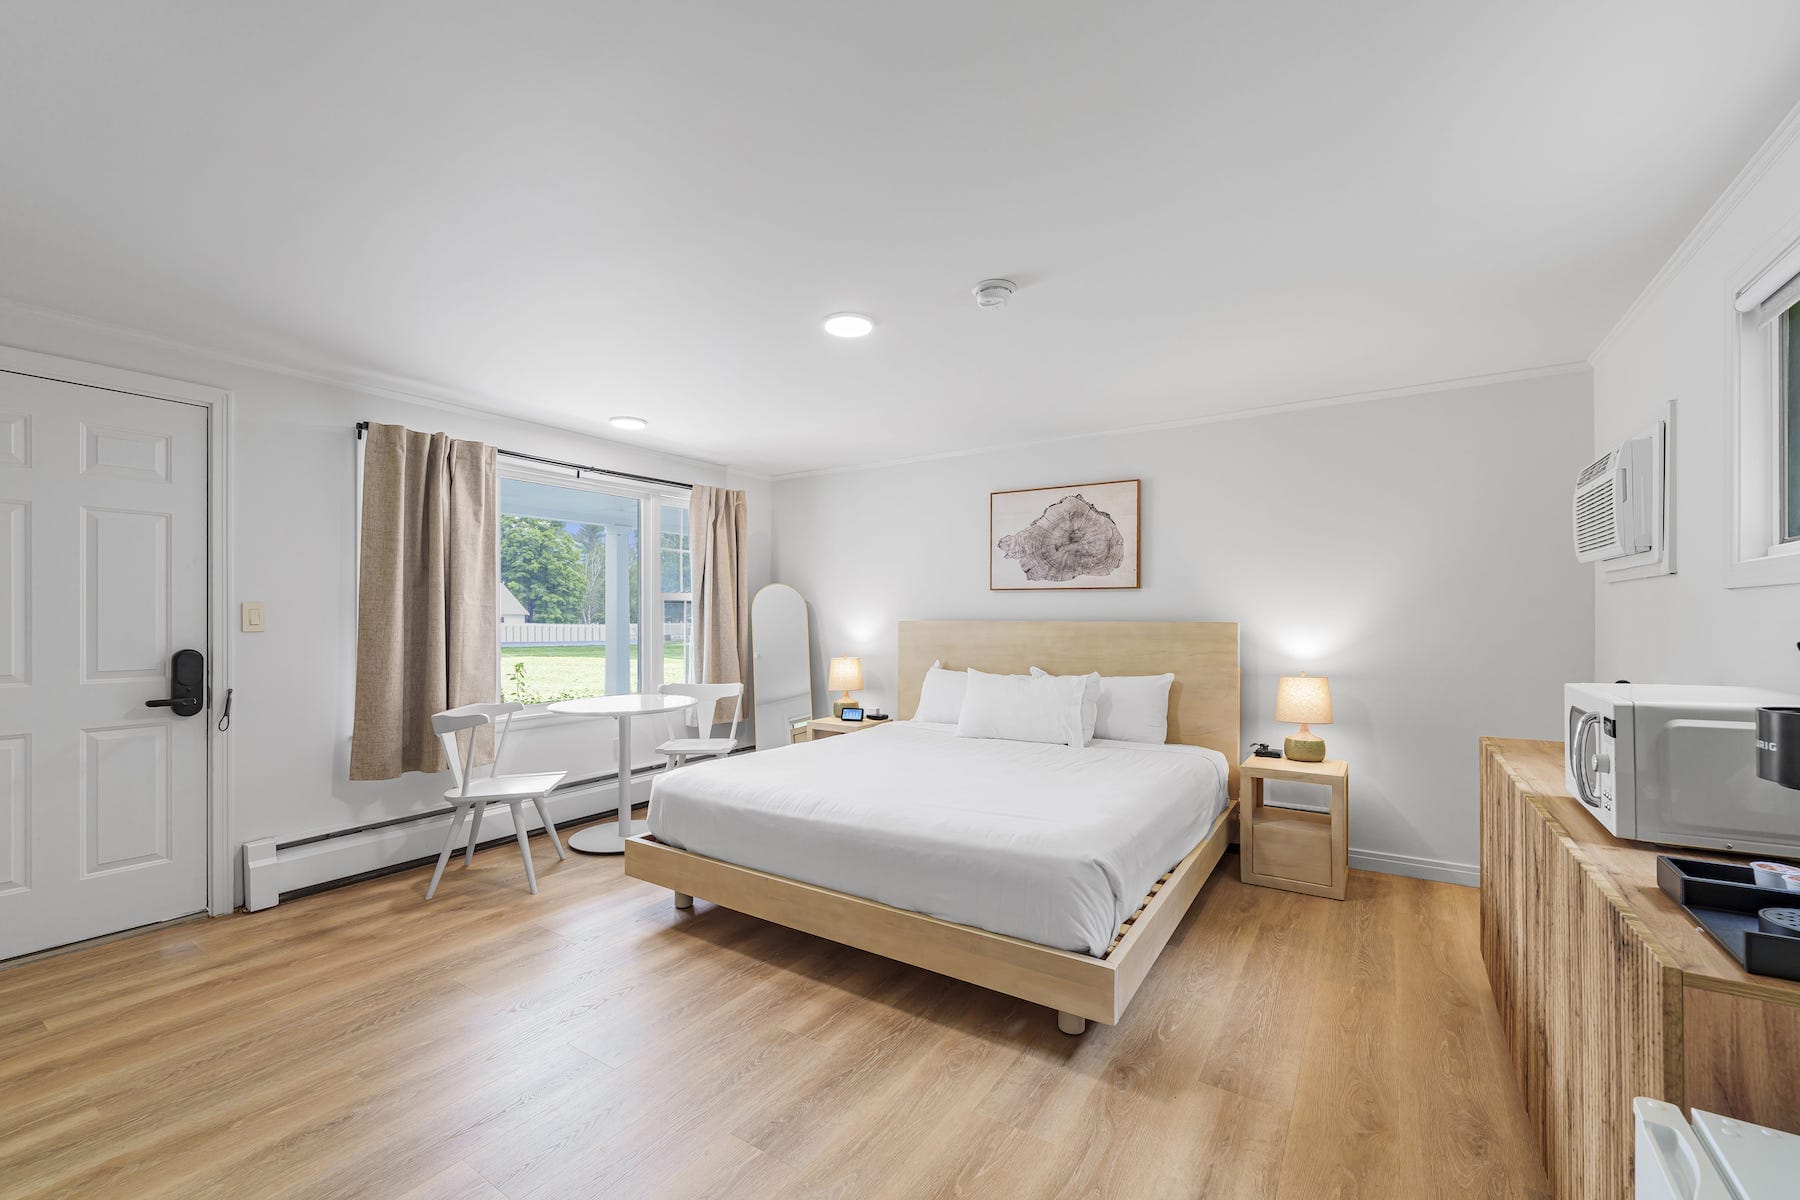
left=647, top=721, right=1230, bottom=956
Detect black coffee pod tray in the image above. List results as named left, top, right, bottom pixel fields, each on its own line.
left=1656, top=856, right=1800, bottom=982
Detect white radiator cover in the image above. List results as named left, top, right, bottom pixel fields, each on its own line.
left=242, top=770, right=660, bottom=910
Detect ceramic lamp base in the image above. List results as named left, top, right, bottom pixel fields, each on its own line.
left=833, top=695, right=857, bottom=718
left=1284, top=733, right=1326, bottom=762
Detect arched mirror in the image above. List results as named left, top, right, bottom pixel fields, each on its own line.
left=751, top=583, right=813, bottom=749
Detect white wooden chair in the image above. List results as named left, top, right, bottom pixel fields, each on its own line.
left=428, top=702, right=567, bottom=900
left=655, top=682, right=744, bottom=770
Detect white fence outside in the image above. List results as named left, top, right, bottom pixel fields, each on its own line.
left=500, top=622, right=619, bottom=646
left=500, top=622, right=690, bottom=646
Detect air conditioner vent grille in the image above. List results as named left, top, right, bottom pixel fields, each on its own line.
left=1577, top=454, right=1612, bottom=488
left=1575, top=484, right=1617, bottom=554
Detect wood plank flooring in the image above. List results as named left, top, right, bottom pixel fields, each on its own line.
left=0, top=817, right=1550, bottom=1199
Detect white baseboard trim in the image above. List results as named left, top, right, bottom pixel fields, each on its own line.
left=241, top=775, right=1484, bottom=911
left=1349, top=848, right=1480, bottom=888
left=241, top=772, right=660, bottom=910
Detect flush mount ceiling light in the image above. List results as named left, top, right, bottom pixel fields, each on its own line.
left=822, top=312, right=874, bottom=338
left=609, top=415, right=648, bottom=431
left=973, top=278, right=1016, bottom=308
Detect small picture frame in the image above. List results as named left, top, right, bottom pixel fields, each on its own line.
left=839, top=706, right=865, bottom=722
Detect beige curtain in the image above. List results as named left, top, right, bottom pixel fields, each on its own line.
left=349, top=423, right=499, bottom=780
left=690, top=485, right=750, bottom=727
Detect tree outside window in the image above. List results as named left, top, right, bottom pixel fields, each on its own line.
left=499, top=516, right=584, bottom=623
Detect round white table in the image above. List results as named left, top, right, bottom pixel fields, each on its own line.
left=548, top=693, right=697, bottom=855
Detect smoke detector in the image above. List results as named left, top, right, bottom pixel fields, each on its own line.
left=972, top=278, right=1016, bottom=308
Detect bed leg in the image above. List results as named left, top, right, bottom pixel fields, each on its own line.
left=673, top=891, right=694, bottom=910
left=1057, top=1011, right=1087, bottom=1036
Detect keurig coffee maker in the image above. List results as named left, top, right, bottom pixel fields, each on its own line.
left=1757, top=706, right=1800, bottom=789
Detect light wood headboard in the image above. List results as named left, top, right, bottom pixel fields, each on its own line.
left=897, top=620, right=1241, bottom=798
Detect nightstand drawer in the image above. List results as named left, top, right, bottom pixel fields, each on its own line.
left=1250, top=807, right=1332, bottom=886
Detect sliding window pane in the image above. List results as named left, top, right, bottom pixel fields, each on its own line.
left=498, top=476, right=640, bottom=703
left=660, top=502, right=693, bottom=685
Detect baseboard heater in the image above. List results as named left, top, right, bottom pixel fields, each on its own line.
left=241, top=752, right=748, bottom=911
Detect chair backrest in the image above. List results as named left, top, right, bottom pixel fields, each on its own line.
left=430, top=702, right=525, bottom=794
left=661, top=682, right=744, bottom=745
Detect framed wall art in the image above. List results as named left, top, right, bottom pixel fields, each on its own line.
left=990, top=478, right=1140, bottom=590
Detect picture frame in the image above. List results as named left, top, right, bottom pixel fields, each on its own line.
left=990, top=478, right=1141, bottom=590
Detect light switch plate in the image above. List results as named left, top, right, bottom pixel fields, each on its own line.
left=241, top=601, right=267, bottom=633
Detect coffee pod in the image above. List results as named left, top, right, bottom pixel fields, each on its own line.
left=1751, top=861, right=1797, bottom=888
left=1785, top=873, right=1800, bottom=892
left=1758, top=908, right=1800, bottom=936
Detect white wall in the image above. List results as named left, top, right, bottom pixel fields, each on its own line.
left=1592, top=107, right=1800, bottom=690
left=771, top=373, right=1595, bottom=883
left=0, top=303, right=768, bottom=902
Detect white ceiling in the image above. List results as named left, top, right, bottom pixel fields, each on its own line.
left=4, top=3, right=1800, bottom=476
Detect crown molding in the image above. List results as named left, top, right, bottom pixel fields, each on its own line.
left=0, top=297, right=1589, bottom=485
left=0, top=294, right=729, bottom=475
left=769, top=361, right=1590, bottom=481
left=1588, top=95, right=1800, bottom=366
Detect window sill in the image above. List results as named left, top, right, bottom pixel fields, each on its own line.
left=1725, top=548, right=1800, bottom=589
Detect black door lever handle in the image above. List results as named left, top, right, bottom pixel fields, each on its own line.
left=148, top=649, right=205, bottom=717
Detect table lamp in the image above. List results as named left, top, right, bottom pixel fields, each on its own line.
left=1275, top=673, right=1332, bottom=762
left=828, top=656, right=864, bottom=718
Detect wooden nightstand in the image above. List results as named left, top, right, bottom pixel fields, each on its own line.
left=1239, top=755, right=1348, bottom=899
left=804, top=716, right=890, bottom=740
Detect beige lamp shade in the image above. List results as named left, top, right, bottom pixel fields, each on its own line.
left=1275, top=672, right=1331, bottom=762
left=827, top=656, right=864, bottom=693
left=1275, top=674, right=1332, bottom=725
left=828, top=656, right=863, bottom=717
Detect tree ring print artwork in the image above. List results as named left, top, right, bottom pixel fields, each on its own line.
left=990, top=479, right=1140, bottom=590
left=998, top=496, right=1123, bottom=580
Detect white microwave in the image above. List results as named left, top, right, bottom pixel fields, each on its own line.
left=1564, top=683, right=1800, bottom=857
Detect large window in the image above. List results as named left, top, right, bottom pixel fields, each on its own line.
left=1783, top=299, right=1799, bottom=543
left=1728, top=244, right=1800, bottom=587
left=497, top=466, right=692, bottom=705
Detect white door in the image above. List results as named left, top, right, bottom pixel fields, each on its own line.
left=0, top=369, right=210, bottom=959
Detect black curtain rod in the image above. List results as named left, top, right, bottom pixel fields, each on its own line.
left=355, top=421, right=693, bottom=491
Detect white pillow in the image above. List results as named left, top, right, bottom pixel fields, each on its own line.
left=955, top=669, right=1088, bottom=747
left=913, top=660, right=969, bottom=723
left=1026, top=668, right=1101, bottom=745
left=1034, top=668, right=1174, bottom=743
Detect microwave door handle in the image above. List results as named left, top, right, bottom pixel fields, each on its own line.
left=1573, top=712, right=1603, bottom=809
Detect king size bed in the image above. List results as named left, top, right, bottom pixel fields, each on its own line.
left=623, top=619, right=1240, bottom=1034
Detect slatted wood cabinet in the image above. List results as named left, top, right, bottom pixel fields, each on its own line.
left=1479, top=738, right=1800, bottom=1200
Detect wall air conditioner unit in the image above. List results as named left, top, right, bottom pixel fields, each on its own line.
left=1572, top=403, right=1672, bottom=579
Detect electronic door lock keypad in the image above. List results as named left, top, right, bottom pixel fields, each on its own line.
left=145, top=648, right=205, bottom=717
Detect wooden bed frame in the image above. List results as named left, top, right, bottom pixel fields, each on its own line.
left=624, top=619, right=1240, bottom=1034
